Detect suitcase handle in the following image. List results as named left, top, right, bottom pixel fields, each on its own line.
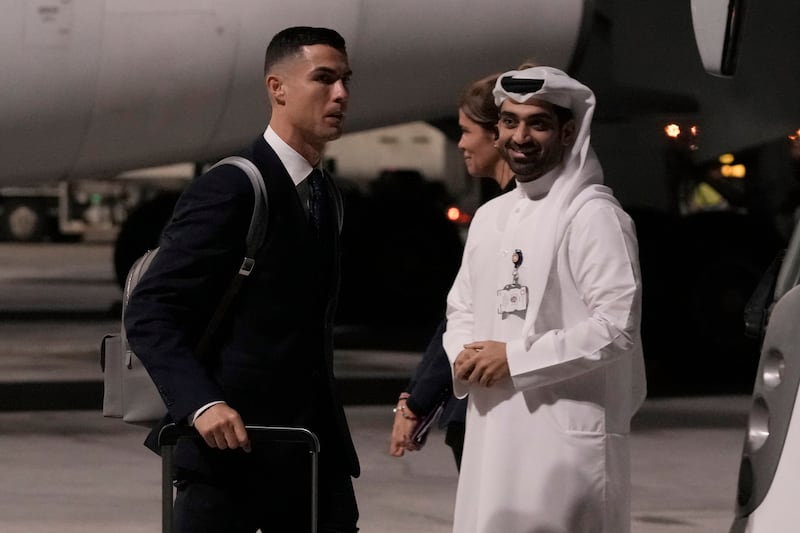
left=157, top=422, right=320, bottom=452
left=158, top=423, right=319, bottom=533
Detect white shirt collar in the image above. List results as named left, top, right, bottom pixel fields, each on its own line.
left=263, top=126, right=316, bottom=187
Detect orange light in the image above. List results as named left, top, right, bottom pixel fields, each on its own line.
left=446, top=206, right=473, bottom=225
left=719, top=153, right=735, bottom=164
left=789, top=129, right=800, bottom=141
left=720, top=164, right=746, bottom=178
left=664, top=124, right=681, bottom=138
left=690, top=125, right=699, bottom=136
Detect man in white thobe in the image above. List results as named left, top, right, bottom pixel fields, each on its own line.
left=443, top=66, right=647, bottom=533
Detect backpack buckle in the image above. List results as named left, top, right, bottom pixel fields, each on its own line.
left=239, top=257, right=256, bottom=276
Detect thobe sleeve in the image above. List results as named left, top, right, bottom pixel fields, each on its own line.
left=506, top=203, right=641, bottom=391
left=443, top=213, right=481, bottom=399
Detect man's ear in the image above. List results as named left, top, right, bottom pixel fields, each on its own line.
left=266, top=74, right=285, bottom=105
left=561, top=119, right=577, bottom=147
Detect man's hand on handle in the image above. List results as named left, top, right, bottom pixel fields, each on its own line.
left=194, top=403, right=251, bottom=453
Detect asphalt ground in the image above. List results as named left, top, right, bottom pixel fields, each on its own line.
left=0, top=243, right=750, bottom=532
left=0, top=399, right=748, bottom=533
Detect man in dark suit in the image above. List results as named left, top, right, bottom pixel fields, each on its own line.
left=124, top=26, right=359, bottom=532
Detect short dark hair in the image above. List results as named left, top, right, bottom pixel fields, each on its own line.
left=264, top=26, right=347, bottom=74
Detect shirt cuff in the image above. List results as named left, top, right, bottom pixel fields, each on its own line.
left=505, top=337, right=530, bottom=377
left=189, top=401, right=226, bottom=426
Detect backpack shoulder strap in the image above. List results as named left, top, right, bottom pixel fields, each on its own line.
left=210, top=156, right=269, bottom=268
left=195, top=156, right=268, bottom=357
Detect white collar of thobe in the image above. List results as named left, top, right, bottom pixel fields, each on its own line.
left=263, top=126, right=316, bottom=188
left=514, top=167, right=559, bottom=201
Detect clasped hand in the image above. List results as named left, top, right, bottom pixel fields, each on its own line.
left=454, top=340, right=510, bottom=387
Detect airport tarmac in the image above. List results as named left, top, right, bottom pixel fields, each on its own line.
left=0, top=242, right=751, bottom=532
left=0, top=399, right=748, bottom=533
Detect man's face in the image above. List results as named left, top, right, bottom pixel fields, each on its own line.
left=270, top=44, right=352, bottom=149
left=496, top=99, right=575, bottom=182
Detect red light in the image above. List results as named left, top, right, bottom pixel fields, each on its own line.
left=446, top=206, right=473, bottom=225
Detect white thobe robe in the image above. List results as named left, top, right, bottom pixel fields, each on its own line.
left=444, top=169, right=646, bottom=533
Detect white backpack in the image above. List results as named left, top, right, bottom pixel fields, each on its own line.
left=100, top=157, right=268, bottom=426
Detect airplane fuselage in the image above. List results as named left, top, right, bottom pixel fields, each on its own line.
left=0, top=0, right=587, bottom=185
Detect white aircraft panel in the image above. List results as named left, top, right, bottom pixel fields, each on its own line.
left=0, top=0, right=104, bottom=182
left=0, top=0, right=587, bottom=185
left=72, top=7, right=238, bottom=175
left=347, top=0, right=584, bottom=130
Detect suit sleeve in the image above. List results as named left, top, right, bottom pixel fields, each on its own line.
left=505, top=202, right=642, bottom=391
left=123, top=166, right=255, bottom=422
left=405, top=320, right=453, bottom=416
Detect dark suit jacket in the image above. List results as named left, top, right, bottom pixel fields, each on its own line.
left=124, top=136, right=359, bottom=479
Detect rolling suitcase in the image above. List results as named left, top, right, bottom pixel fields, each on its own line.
left=157, top=423, right=320, bottom=533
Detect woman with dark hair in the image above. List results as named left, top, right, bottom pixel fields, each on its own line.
left=389, top=73, right=515, bottom=469
left=457, top=73, right=515, bottom=191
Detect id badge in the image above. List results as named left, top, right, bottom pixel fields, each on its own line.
left=498, top=248, right=528, bottom=316
left=497, top=283, right=528, bottom=314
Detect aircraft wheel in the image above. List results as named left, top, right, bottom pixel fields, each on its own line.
left=113, top=192, right=180, bottom=288
left=2, top=200, right=47, bottom=242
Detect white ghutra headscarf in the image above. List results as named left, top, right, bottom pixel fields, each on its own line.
left=493, top=67, right=621, bottom=348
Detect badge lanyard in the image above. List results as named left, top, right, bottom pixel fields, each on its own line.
left=497, top=248, right=528, bottom=317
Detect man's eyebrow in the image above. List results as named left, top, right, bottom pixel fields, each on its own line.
left=312, top=66, right=352, bottom=77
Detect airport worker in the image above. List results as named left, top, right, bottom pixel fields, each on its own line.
left=124, top=26, right=359, bottom=532
left=443, top=66, right=647, bottom=533
left=389, top=73, right=514, bottom=469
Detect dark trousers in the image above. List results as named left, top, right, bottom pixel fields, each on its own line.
left=173, top=445, right=358, bottom=533
left=445, top=422, right=465, bottom=472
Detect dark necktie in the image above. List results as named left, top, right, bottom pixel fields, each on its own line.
left=307, top=169, right=325, bottom=235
